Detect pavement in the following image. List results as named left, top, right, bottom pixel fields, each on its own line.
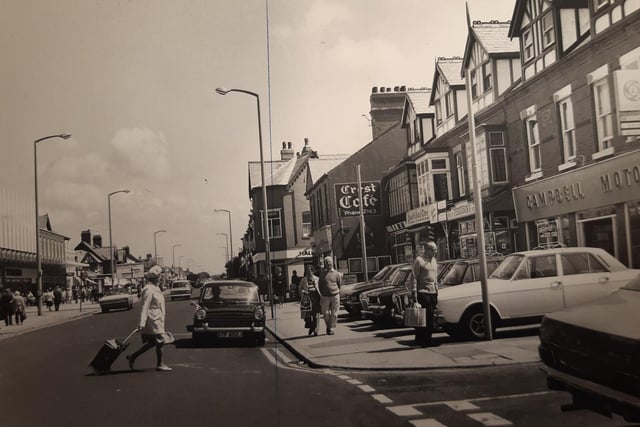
left=0, top=299, right=541, bottom=371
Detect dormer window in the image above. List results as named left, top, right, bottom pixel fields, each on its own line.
left=542, top=13, right=554, bottom=48
left=482, top=62, right=492, bottom=92
left=470, top=70, right=478, bottom=98
left=523, top=29, right=534, bottom=61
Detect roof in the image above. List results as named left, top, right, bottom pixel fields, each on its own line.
left=247, top=159, right=289, bottom=192
left=429, top=58, right=464, bottom=105
left=401, top=90, right=433, bottom=127
left=463, top=21, right=519, bottom=72
left=287, top=153, right=348, bottom=190
left=307, top=157, right=348, bottom=185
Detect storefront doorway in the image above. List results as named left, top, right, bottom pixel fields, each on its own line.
left=578, top=215, right=617, bottom=258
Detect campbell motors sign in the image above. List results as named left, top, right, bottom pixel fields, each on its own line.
left=335, top=181, right=381, bottom=217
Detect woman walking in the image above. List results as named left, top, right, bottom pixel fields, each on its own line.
left=299, top=265, right=321, bottom=336
left=126, top=265, right=172, bottom=372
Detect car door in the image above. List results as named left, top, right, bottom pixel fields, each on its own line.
left=505, top=254, right=564, bottom=318
left=560, top=251, right=617, bottom=308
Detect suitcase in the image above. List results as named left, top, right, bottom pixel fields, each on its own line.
left=89, top=329, right=139, bottom=375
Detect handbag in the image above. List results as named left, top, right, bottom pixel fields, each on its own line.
left=404, top=302, right=427, bottom=327
left=300, top=293, right=312, bottom=319
left=158, top=332, right=175, bottom=344
left=21, top=311, right=27, bottom=321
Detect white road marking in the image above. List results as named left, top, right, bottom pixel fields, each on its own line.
left=372, top=394, right=393, bottom=404
left=338, top=374, right=352, bottom=380
left=467, top=412, right=512, bottom=426
left=359, top=385, right=375, bottom=392
left=387, top=404, right=422, bottom=416
left=273, top=348, right=292, bottom=365
left=444, top=400, right=479, bottom=411
left=348, top=379, right=363, bottom=385
left=260, top=348, right=278, bottom=366
left=409, top=419, right=448, bottom=427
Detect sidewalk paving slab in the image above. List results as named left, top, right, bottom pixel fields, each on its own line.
left=266, top=302, right=541, bottom=371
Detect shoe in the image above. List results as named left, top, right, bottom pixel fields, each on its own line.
left=327, top=329, right=335, bottom=335
left=156, top=364, right=172, bottom=371
left=313, top=331, right=318, bottom=336
left=126, top=355, right=135, bottom=370
left=308, top=329, right=314, bottom=336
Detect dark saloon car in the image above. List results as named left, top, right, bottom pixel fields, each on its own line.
left=360, top=266, right=414, bottom=324
left=340, top=263, right=408, bottom=316
left=191, top=280, right=266, bottom=346
left=539, top=274, right=640, bottom=423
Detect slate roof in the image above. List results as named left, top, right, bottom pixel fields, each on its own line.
left=247, top=160, right=289, bottom=192
left=405, top=90, right=432, bottom=115
left=471, top=22, right=519, bottom=55
left=307, top=157, right=348, bottom=185
left=430, top=58, right=464, bottom=105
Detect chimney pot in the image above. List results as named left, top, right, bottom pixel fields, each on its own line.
left=288, top=141, right=292, bottom=149
left=304, top=137, right=309, bottom=145
left=282, top=141, right=286, bottom=149
left=371, top=87, right=378, bottom=93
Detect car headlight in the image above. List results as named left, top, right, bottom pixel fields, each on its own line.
left=254, top=306, right=265, bottom=320
left=195, top=308, right=206, bottom=320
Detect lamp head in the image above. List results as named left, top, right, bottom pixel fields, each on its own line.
left=215, top=87, right=230, bottom=95
left=60, top=133, right=72, bottom=140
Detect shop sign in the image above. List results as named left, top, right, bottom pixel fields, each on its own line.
left=614, top=70, right=640, bottom=137
left=447, top=201, right=475, bottom=221
left=335, top=182, right=380, bottom=217
left=385, top=221, right=406, bottom=232
left=513, top=149, right=640, bottom=222
left=312, top=225, right=333, bottom=253
left=406, top=203, right=437, bottom=227
left=537, top=220, right=559, bottom=247
left=297, top=248, right=313, bottom=258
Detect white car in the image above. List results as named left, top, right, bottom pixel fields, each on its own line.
left=436, top=247, right=640, bottom=340
left=169, top=280, right=192, bottom=301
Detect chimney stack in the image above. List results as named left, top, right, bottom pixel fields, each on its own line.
left=93, top=234, right=102, bottom=248
left=280, top=141, right=294, bottom=161
left=81, top=229, right=91, bottom=245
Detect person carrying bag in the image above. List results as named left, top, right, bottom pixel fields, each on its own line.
left=409, top=241, right=439, bottom=347
left=299, top=265, right=321, bottom=336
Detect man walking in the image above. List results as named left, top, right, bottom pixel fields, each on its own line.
left=318, top=256, right=342, bottom=335
left=411, top=241, right=438, bottom=347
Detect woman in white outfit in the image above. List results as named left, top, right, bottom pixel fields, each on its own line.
left=126, top=265, right=171, bottom=371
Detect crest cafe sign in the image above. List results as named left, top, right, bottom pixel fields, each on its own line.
left=335, top=181, right=381, bottom=217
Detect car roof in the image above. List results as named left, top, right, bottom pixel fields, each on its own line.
left=508, top=247, right=611, bottom=257
left=202, top=280, right=257, bottom=287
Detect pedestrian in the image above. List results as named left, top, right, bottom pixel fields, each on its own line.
left=290, top=270, right=300, bottom=300
left=273, top=266, right=286, bottom=306
left=26, top=291, right=35, bottom=306
left=53, top=285, right=63, bottom=311
left=410, top=241, right=439, bottom=347
left=318, top=256, right=342, bottom=335
left=299, top=265, right=320, bottom=336
left=43, top=289, right=54, bottom=311
left=13, top=291, right=26, bottom=325
left=0, top=288, right=15, bottom=326
left=126, top=265, right=172, bottom=372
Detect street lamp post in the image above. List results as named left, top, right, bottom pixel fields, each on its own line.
left=216, top=87, right=273, bottom=318
left=108, top=189, right=130, bottom=288
left=172, top=244, right=181, bottom=269
left=214, top=209, right=233, bottom=260
left=34, top=133, right=71, bottom=316
left=153, top=230, right=167, bottom=265
left=217, top=232, right=229, bottom=262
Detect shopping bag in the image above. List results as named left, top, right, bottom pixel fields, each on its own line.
left=158, top=332, right=175, bottom=345
left=300, top=293, right=312, bottom=319
left=404, top=302, right=426, bottom=327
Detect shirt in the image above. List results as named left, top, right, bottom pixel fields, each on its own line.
left=412, top=255, right=438, bottom=294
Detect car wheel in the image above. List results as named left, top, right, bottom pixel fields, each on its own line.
left=459, top=307, right=496, bottom=340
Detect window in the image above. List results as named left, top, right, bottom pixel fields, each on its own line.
left=542, top=13, right=554, bottom=48
left=301, top=211, right=311, bottom=238
left=561, top=253, right=608, bottom=275
left=433, top=174, right=450, bottom=201
left=516, top=255, right=557, bottom=279
left=523, top=29, right=534, bottom=61
left=593, top=79, right=613, bottom=150
left=265, top=209, right=282, bottom=239
left=482, top=62, right=492, bottom=92
left=456, top=152, right=466, bottom=196
left=559, top=98, right=576, bottom=161
left=526, top=117, right=541, bottom=172
left=488, top=132, right=507, bottom=183
left=413, top=119, right=421, bottom=142
left=417, top=159, right=430, bottom=206
left=435, top=100, right=443, bottom=125
left=470, top=70, right=478, bottom=98
left=445, top=92, right=453, bottom=117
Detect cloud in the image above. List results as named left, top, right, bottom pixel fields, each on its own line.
left=110, top=128, right=169, bottom=180
left=304, top=1, right=350, bottom=34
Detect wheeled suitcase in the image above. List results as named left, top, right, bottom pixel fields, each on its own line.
left=89, top=329, right=139, bottom=374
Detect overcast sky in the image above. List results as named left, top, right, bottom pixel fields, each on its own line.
left=0, top=0, right=515, bottom=273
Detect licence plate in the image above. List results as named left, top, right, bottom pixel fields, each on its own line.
left=217, top=331, right=243, bottom=338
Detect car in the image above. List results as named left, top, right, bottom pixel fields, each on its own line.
left=360, top=266, right=414, bottom=324
left=391, top=258, right=503, bottom=326
left=98, top=289, right=134, bottom=313
left=191, top=280, right=266, bottom=346
left=169, top=279, right=191, bottom=301
left=340, top=263, right=408, bottom=315
left=435, top=247, right=640, bottom=340
left=538, top=274, right=640, bottom=423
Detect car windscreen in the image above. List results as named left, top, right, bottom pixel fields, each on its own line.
left=201, top=285, right=258, bottom=302
left=489, top=255, right=524, bottom=280
left=373, top=265, right=392, bottom=281
left=172, top=282, right=188, bottom=288
left=441, top=264, right=467, bottom=285
left=390, top=269, right=411, bottom=286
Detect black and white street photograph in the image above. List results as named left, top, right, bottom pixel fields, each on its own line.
left=1, top=1, right=639, bottom=426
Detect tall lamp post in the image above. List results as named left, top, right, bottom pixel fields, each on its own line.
left=34, top=133, right=72, bottom=316
left=214, top=209, right=233, bottom=260
left=217, top=232, right=229, bottom=262
left=108, top=189, right=130, bottom=288
left=172, top=244, right=181, bottom=269
left=153, top=229, right=167, bottom=265
left=216, top=87, right=273, bottom=317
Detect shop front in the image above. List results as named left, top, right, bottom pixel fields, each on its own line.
left=512, top=149, right=640, bottom=267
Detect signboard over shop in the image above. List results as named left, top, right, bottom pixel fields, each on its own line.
left=614, top=70, right=640, bottom=138
left=406, top=203, right=437, bottom=227
left=335, top=182, right=380, bottom=217
left=513, top=149, right=640, bottom=222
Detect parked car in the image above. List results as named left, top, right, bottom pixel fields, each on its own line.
left=340, top=263, right=408, bottom=315
left=169, top=279, right=191, bottom=301
left=539, top=274, right=640, bottom=423
left=191, top=280, right=266, bottom=346
left=435, top=247, right=640, bottom=340
left=360, top=266, right=414, bottom=324
left=392, top=258, right=503, bottom=326
left=98, top=289, right=134, bottom=313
